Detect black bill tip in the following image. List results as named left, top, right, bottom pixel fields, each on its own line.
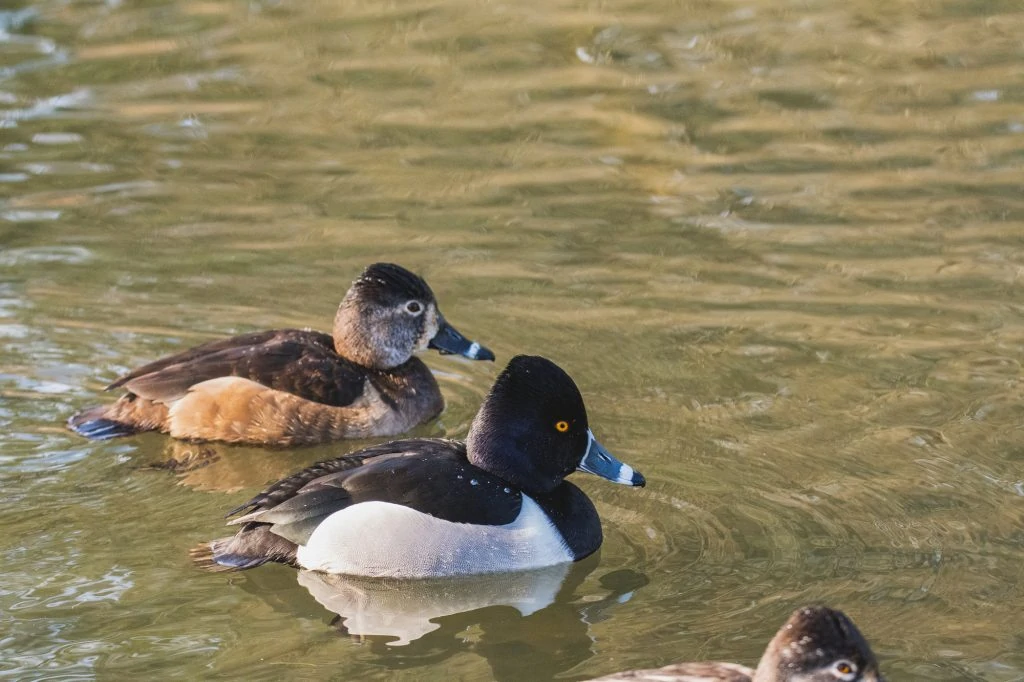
left=428, top=319, right=494, bottom=361
left=578, top=431, right=646, bottom=488
left=465, top=342, right=496, bottom=361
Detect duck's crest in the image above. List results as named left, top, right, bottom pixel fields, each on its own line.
left=354, top=263, right=433, bottom=300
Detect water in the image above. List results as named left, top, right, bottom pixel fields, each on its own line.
left=2, top=0, right=1024, bottom=679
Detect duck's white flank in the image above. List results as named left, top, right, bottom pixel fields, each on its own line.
left=296, top=495, right=573, bottom=578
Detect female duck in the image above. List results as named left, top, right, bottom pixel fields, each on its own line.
left=587, top=605, right=885, bottom=682
left=192, top=355, right=646, bottom=577
left=68, top=263, right=493, bottom=446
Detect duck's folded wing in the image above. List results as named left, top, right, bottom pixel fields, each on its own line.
left=107, top=329, right=367, bottom=407
left=227, top=439, right=522, bottom=546
left=590, top=663, right=753, bottom=682
left=224, top=438, right=436, bottom=517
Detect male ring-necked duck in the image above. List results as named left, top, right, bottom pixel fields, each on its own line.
left=587, top=605, right=884, bottom=682
left=68, top=263, right=494, bottom=446
left=191, top=355, right=646, bottom=577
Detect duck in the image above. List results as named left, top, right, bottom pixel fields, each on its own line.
left=191, top=354, right=646, bottom=577
left=67, top=262, right=494, bottom=446
left=586, top=605, right=885, bottom=682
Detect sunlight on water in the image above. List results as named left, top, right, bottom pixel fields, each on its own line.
left=2, top=0, right=1024, bottom=679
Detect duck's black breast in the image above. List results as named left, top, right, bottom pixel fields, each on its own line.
left=230, top=439, right=525, bottom=546
left=109, top=329, right=369, bottom=407
left=532, top=481, right=603, bottom=560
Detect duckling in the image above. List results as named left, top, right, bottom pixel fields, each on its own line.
left=68, top=263, right=493, bottom=446
left=587, top=605, right=884, bottom=682
left=191, top=355, right=646, bottom=577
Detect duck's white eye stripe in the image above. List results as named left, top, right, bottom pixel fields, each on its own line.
left=466, top=341, right=481, bottom=359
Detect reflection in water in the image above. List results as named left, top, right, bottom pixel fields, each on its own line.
left=299, top=563, right=574, bottom=646
left=145, top=439, right=356, bottom=493
left=145, top=425, right=457, bottom=492
left=291, top=560, right=647, bottom=679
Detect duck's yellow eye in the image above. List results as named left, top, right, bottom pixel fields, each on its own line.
left=555, top=420, right=569, bottom=432
left=835, top=662, right=853, bottom=675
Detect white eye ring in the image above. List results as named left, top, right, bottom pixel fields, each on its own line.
left=830, top=660, right=857, bottom=680
left=404, top=300, right=423, bottom=315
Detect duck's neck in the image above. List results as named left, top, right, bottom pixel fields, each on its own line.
left=464, top=428, right=563, bottom=495
left=750, top=640, right=785, bottom=682
left=368, top=357, right=443, bottom=421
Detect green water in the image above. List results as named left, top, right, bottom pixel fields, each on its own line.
left=2, top=0, right=1024, bottom=679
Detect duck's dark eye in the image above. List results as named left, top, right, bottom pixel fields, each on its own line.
left=404, top=301, right=423, bottom=315
left=554, top=420, right=569, bottom=433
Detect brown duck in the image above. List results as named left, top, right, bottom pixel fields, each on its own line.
left=67, top=263, right=494, bottom=446
left=587, top=606, right=884, bottom=682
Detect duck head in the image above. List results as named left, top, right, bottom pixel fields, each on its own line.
left=466, top=355, right=646, bottom=494
left=333, top=263, right=494, bottom=369
left=753, top=606, right=885, bottom=682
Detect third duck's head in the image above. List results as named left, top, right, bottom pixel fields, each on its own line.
left=333, top=263, right=494, bottom=369
left=466, top=355, right=646, bottom=494
left=753, top=606, right=884, bottom=682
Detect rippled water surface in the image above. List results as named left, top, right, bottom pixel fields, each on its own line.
left=2, top=0, right=1024, bottom=679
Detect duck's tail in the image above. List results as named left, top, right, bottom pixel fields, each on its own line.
left=190, top=526, right=298, bottom=572
left=67, top=405, right=140, bottom=440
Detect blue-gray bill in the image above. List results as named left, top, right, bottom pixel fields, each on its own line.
left=428, top=320, right=495, bottom=361
left=577, top=430, right=645, bottom=487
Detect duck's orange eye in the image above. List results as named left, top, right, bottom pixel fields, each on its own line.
left=834, top=662, right=854, bottom=676
left=555, top=420, right=569, bottom=432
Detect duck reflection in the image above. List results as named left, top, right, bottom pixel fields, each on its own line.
left=298, top=562, right=574, bottom=646
left=144, top=439, right=380, bottom=492
left=141, top=440, right=293, bottom=492
left=239, top=558, right=647, bottom=679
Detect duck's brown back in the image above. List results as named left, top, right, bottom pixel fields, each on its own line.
left=110, top=329, right=367, bottom=407
left=588, top=662, right=753, bottom=682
